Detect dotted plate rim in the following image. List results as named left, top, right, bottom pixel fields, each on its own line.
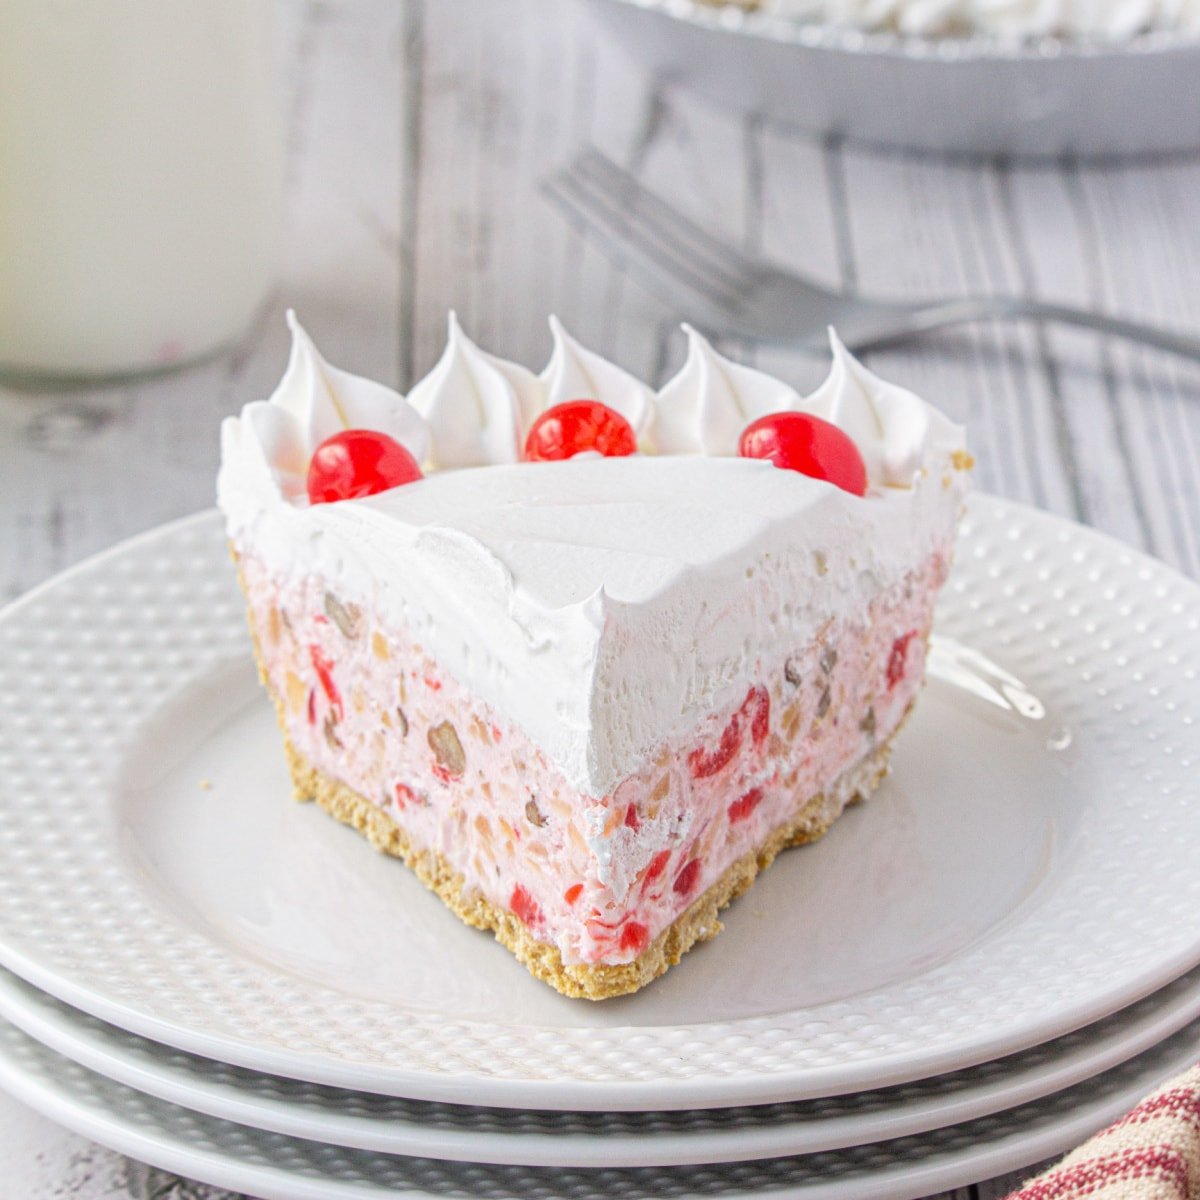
left=0, top=496, right=1198, bottom=1111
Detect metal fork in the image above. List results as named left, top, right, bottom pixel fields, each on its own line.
left=543, top=148, right=1200, bottom=362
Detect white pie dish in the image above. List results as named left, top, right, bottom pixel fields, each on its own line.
left=588, top=0, right=1200, bottom=157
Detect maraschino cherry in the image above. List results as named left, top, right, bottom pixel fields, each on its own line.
left=306, top=429, right=423, bottom=504
left=524, top=400, right=636, bottom=462
left=738, top=412, right=867, bottom=497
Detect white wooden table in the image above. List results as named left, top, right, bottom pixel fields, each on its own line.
left=2, top=1, right=1198, bottom=1195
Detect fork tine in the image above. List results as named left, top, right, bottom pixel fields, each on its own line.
left=542, top=167, right=742, bottom=317
left=550, top=158, right=741, bottom=301
left=574, top=149, right=758, bottom=286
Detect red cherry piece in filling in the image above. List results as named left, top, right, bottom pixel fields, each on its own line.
left=309, top=644, right=342, bottom=722
left=738, top=412, right=868, bottom=497
left=643, top=849, right=671, bottom=885
left=619, top=921, right=650, bottom=955
left=688, top=717, right=741, bottom=780
left=673, top=859, right=703, bottom=897
left=524, top=400, right=636, bottom=462
left=510, top=884, right=543, bottom=928
left=687, top=685, right=769, bottom=780
left=887, top=630, right=917, bottom=689
left=307, top=429, right=423, bottom=505
left=728, top=787, right=763, bottom=825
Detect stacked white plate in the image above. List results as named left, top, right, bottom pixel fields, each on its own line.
left=1, top=493, right=1199, bottom=1199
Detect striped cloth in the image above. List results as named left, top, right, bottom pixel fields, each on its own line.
left=1004, top=1063, right=1200, bottom=1199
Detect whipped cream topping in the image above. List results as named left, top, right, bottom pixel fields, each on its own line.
left=654, top=326, right=959, bottom=491
left=655, top=325, right=804, bottom=456
left=540, top=316, right=655, bottom=441
left=405, top=314, right=653, bottom=466
left=222, top=314, right=962, bottom=507
left=755, top=0, right=1200, bottom=38
left=218, top=313, right=969, bottom=795
left=224, top=311, right=429, bottom=502
left=406, top=313, right=542, bottom=469
left=806, top=329, right=959, bottom=488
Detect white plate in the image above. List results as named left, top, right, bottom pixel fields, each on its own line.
left=3, top=962, right=1200, bottom=1167
left=589, top=0, right=1200, bottom=157
left=0, top=497, right=1198, bottom=1111
left=1, top=1014, right=1200, bottom=1200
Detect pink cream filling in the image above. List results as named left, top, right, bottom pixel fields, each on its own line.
left=241, top=550, right=949, bottom=967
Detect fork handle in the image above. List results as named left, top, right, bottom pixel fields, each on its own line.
left=872, top=295, right=1200, bottom=364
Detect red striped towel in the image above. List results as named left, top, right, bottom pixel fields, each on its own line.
left=1004, top=1063, right=1200, bottom=1199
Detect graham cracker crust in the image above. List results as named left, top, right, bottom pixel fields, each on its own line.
left=281, top=734, right=896, bottom=1001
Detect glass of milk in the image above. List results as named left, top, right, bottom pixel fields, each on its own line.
left=0, top=0, right=283, bottom=382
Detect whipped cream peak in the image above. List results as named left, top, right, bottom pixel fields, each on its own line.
left=407, top=312, right=542, bottom=469
left=803, top=328, right=960, bottom=489
left=654, top=325, right=805, bottom=455
left=233, top=400, right=310, bottom=501
left=220, top=316, right=966, bottom=512
left=540, top=316, right=655, bottom=439
left=278, top=311, right=430, bottom=462
left=222, top=311, right=429, bottom=503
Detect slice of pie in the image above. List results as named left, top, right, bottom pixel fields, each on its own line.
left=217, top=312, right=970, bottom=999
